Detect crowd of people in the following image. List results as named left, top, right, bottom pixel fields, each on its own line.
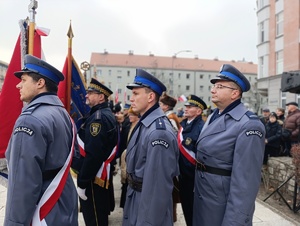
left=4, top=56, right=273, bottom=226
left=260, top=103, right=300, bottom=165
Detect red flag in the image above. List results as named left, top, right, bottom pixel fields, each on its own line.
left=0, top=33, right=41, bottom=158
left=115, top=85, right=119, bottom=104
left=123, top=85, right=127, bottom=103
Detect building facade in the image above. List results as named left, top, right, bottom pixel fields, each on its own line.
left=257, top=0, right=300, bottom=111
left=88, top=52, right=259, bottom=112
left=0, top=60, right=8, bottom=92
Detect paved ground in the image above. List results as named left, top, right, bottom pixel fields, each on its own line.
left=0, top=170, right=299, bottom=225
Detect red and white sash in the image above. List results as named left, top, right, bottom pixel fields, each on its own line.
left=77, top=132, right=119, bottom=189
left=94, top=145, right=118, bottom=189
left=32, top=119, right=76, bottom=226
left=177, top=127, right=196, bottom=165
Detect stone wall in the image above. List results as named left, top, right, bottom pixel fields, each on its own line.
left=263, top=156, right=296, bottom=201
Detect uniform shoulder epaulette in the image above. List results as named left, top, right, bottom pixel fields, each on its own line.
left=156, top=117, right=166, bottom=130
left=95, top=109, right=102, bottom=120
left=245, top=111, right=259, bottom=120
left=21, top=104, right=41, bottom=116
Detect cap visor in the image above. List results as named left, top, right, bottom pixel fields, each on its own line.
left=126, top=83, right=144, bottom=90
left=14, top=69, right=34, bottom=79
left=210, top=75, right=232, bottom=84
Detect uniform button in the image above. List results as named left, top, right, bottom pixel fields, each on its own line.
left=203, top=156, right=207, bottom=160
left=198, top=195, right=202, bottom=199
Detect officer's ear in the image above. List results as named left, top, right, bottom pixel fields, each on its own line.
left=146, top=91, right=156, bottom=103
left=37, top=78, right=46, bottom=88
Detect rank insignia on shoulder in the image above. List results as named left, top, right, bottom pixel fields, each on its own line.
left=245, top=130, right=263, bottom=138
left=90, top=123, right=101, bottom=136
left=151, top=139, right=169, bottom=149
left=14, top=126, right=34, bottom=136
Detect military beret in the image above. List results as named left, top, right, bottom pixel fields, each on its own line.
left=210, top=64, right=251, bottom=92
left=14, top=54, right=64, bottom=85
left=87, top=78, right=113, bottom=97
left=127, top=68, right=166, bottom=96
left=184, top=94, right=207, bottom=110
left=160, top=92, right=177, bottom=108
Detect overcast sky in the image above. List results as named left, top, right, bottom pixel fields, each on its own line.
left=0, top=0, right=258, bottom=70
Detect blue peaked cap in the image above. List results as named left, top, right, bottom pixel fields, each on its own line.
left=210, top=64, right=251, bottom=92
left=127, top=68, right=166, bottom=96
left=14, top=54, right=64, bottom=85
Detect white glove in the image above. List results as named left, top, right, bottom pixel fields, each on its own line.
left=77, top=187, right=87, bottom=200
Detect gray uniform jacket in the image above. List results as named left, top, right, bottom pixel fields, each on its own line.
left=193, top=103, right=265, bottom=226
left=122, top=107, right=179, bottom=226
left=5, top=94, right=78, bottom=226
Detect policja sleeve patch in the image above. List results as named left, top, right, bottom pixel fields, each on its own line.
left=14, top=126, right=34, bottom=136
left=151, top=139, right=169, bottom=149
left=245, top=130, right=263, bottom=138
left=90, top=123, right=101, bottom=136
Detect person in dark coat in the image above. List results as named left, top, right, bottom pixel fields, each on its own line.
left=178, top=94, right=207, bottom=226
left=77, top=78, right=118, bottom=226
left=119, top=107, right=139, bottom=209
left=264, top=112, right=282, bottom=164
left=282, top=102, right=300, bottom=156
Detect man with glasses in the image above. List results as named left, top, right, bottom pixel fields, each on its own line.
left=76, top=78, right=118, bottom=226
left=193, top=64, right=265, bottom=225
left=177, top=94, right=206, bottom=226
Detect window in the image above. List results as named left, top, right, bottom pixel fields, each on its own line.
left=260, top=22, right=265, bottom=43
left=276, top=50, right=283, bottom=75
left=178, top=73, right=181, bottom=79
left=108, top=70, right=112, bottom=76
left=97, top=69, right=102, bottom=77
left=127, top=71, right=130, bottom=77
left=276, top=12, right=284, bottom=37
left=186, top=85, right=190, bottom=91
left=199, top=85, right=204, bottom=92
left=257, top=0, right=265, bottom=9
left=200, top=74, right=204, bottom=79
left=259, top=56, right=264, bottom=78
left=186, top=73, right=190, bottom=79
left=117, top=76, right=122, bottom=83
left=208, top=85, right=211, bottom=91
left=118, top=88, right=122, bottom=94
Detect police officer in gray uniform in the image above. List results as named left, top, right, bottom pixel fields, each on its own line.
left=122, top=69, right=179, bottom=226
left=5, top=55, right=78, bottom=226
left=193, top=64, right=265, bottom=226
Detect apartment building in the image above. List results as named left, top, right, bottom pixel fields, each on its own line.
left=257, top=0, right=300, bottom=111
left=0, top=60, right=8, bottom=91
left=88, top=52, right=259, bottom=112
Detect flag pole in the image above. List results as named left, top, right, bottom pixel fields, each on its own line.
left=28, top=0, right=38, bottom=55
left=66, top=21, right=74, bottom=113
